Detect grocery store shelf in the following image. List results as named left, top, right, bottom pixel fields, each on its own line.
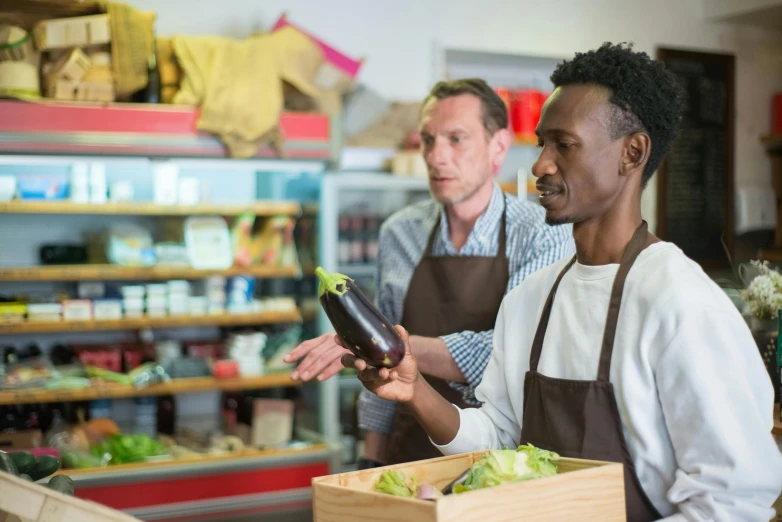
left=0, top=264, right=300, bottom=282
left=58, top=443, right=329, bottom=478
left=0, top=309, right=302, bottom=334
left=0, top=200, right=301, bottom=216
left=0, top=374, right=298, bottom=405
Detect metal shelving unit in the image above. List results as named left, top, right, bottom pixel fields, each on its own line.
left=316, top=171, right=431, bottom=467
left=0, top=148, right=336, bottom=521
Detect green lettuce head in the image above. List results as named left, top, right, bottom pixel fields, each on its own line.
left=454, top=444, right=559, bottom=493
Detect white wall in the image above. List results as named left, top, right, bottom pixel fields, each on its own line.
left=129, top=0, right=782, bottom=201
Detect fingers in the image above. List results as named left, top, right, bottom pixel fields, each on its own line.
left=341, top=353, right=367, bottom=371
left=283, top=333, right=330, bottom=364
left=317, top=358, right=347, bottom=381
left=333, top=334, right=345, bottom=348
left=394, top=325, right=412, bottom=356
left=290, top=340, right=333, bottom=381
left=298, top=345, right=348, bottom=382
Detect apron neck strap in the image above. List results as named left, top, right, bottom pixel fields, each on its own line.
left=529, top=220, right=649, bottom=381
left=529, top=255, right=577, bottom=372
left=424, top=195, right=508, bottom=257
left=596, top=220, right=648, bottom=381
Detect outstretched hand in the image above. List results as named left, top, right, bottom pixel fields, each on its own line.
left=282, top=333, right=350, bottom=382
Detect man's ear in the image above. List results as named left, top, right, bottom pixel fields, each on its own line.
left=621, top=132, right=651, bottom=177
left=490, top=128, right=512, bottom=173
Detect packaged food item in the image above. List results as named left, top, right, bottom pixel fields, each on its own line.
left=62, top=299, right=93, bottom=321
left=93, top=299, right=122, bottom=320
left=26, top=303, right=62, bottom=322
left=0, top=302, right=26, bottom=324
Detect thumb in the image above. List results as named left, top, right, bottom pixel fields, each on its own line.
left=394, top=325, right=412, bottom=356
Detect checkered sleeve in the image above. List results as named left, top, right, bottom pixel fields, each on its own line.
left=444, top=221, right=575, bottom=404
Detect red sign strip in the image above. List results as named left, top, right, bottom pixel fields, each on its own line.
left=73, top=462, right=329, bottom=510
left=0, top=101, right=330, bottom=141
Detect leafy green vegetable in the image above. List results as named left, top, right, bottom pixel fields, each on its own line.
left=374, top=470, right=417, bottom=497
left=90, top=434, right=168, bottom=465
left=453, top=444, right=559, bottom=493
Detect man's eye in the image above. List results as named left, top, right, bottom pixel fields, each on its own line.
left=558, top=142, right=573, bottom=150
left=451, top=136, right=463, bottom=144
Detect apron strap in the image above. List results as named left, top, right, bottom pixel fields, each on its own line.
left=597, top=220, right=649, bottom=382
left=497, top=195, right=508, bottom=257
left=529, top=254, right=577, bottom=372
left=423, top=213, right=441, bottom=257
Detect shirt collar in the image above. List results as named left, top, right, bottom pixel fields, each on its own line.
left=437, top=182, right=505, bottom=254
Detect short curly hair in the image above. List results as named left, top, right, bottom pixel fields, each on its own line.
left=550, top=42, right=686, bottom=187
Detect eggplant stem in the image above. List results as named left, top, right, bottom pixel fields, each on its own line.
left=315, top=266, right=351, bottom=297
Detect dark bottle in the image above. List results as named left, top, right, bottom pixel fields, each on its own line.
left=130, top=39, right=161, bottom=104
left=156, top=395, right=176, bottom=436
left=221, top=392, right=240, bottom=436
left=3, top=346, right=18, bottom=365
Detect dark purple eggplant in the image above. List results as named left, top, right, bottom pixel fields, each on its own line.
left=316, top=266, right=405, bottom=368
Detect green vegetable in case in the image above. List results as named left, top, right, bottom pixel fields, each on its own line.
left=316, top=267, right=405, bottom=368
left=8, top=451, right=35, bottom=474
left=47, top=474, right=75, bottom=496
left=449, top=444, right=559, bottom=493
left=28, top=455, right=60, bottom=481
left=0, top=450, right=19, bottom=476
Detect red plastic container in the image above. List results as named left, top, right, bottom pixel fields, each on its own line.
left=511, top=89, right=548, bottom=143
left=773, top=93, right=782, bottom=134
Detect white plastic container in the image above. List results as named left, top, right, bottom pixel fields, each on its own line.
left=121, top=285, right=145, bottom=300
left=62, top=299, right=93, bottom=321
left=145, top=284, right=168, bottom=297
left=93, top=299, right=122, bottom=320
left=26, top=303, right=62, bottom=322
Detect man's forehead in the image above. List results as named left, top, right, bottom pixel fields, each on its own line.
left=420, top=94, right=482, bottom=130
left=539, top=84, right=613, bottom=131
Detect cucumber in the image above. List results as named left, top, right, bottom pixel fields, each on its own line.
left=0, top=451, right=19, bottom=476
left=19, top=474, right=32, bottom=481
left=47, top=475, right=74, bottom=496
left=28, top=455, right=60, bottom=481
left=9, top=451, right=35, bottom=474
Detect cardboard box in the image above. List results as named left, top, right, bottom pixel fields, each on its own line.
left=312, top=451, right=626, bottom=522
left=33, top=14, right=111, bottom=51
left=0, top=430, right=42, bottom=452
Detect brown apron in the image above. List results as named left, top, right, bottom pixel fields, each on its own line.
left=519, top=220, right=662, bottom=522
left=385, top=199, right=510, bottom=465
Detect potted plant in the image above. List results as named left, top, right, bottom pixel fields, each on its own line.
left=740, top=260, right=781, bottom=403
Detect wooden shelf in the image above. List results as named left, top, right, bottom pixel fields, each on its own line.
left=0, top=374, right=297, bottom=406
left=0, top=200, right=301, bottom=216
left=0, top=309, right=301, bottom=334
left=758, top=249, right=782, bottom=262
left=0, top=264, right=301, bottom=282
left=55, top=443, right=329, bottom=477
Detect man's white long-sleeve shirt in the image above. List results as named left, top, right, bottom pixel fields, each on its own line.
left=434, top=241, right=782, bottom=521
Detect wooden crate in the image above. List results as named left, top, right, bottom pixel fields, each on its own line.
left=312, top=450, right=626, bottom=522
left=0, top=472, right=140, bottom=522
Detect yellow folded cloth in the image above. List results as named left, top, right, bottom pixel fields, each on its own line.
left=172, top=26, right=324, bottom=158
left=99, top=1, right=155, bottom=99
